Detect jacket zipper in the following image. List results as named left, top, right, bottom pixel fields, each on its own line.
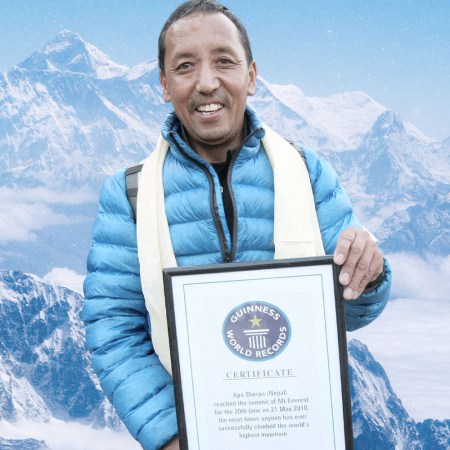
left=169, top=127, right=262, bottom=264
left=170, top=136, right=231, bottom=263
left=226, top=149, right=240, bottom=262
left=226, top=127, right=262, bottom=262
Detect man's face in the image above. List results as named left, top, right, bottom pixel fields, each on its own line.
left=160, top=13, right=257, bottom=162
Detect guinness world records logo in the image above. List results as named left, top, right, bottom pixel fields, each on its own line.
left=222, top=301, right=291, bottom=361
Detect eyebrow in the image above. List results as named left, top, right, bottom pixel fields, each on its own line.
left=172, top=51, right=195, bottom=60
left=172, top=46, right=238, bottom=61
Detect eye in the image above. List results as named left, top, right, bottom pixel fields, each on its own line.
left=176, top=62, right=193, bottom=71
left=217, top=58, right=234, bottom=65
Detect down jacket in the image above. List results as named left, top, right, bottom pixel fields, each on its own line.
left=82, top=106, right=391, bottom=450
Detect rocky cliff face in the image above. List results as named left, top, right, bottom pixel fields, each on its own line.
left=0, top=270, right=119, bottom=428
left=0, top=437, right=49, bottom=450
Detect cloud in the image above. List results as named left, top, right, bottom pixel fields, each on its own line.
left=43, top=267, right=85, bottom=294
left=0, top=186, right=96, bottom=205
left=388, top=252, right=450, bottom=301
left=351, top=251, right=450, bottom=421
left=0, top=201, right=72, bottom=242
left=0, top=187, right=96, bottom=244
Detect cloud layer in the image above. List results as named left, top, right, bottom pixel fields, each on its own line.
left=0, top=187, right=96, bottom=244
left=352, top=252, right=450, bottom=421
left=388, top=252, right=450, bottom=301
left=43, top=267, right=85, bottom=294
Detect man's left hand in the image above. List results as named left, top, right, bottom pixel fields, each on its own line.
left=333, top=227, right=384, bottom=300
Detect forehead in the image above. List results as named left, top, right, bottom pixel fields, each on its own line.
left=164, top=13, right=244, bottom=59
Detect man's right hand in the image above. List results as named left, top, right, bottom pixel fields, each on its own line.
left=162, top=437, right=180, bottom=450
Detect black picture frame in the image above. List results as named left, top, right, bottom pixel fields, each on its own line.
left=163, top=256, right=354, bottom=450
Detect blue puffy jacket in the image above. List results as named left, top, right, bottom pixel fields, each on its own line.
left=82, top=106, right=391, bottom=450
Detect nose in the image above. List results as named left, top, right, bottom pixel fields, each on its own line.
left=195, top=64, right=220, bottom=94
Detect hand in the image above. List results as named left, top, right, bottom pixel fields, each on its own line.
left=333, top=227, right=384, bottom=300
left=162, top=437, right=180, bottom=450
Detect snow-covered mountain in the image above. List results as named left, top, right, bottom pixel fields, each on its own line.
left=1, top=30, right=448, bottom=277
left=0, top=30, right=169, bottom=188
left=249, top=80, right=450, bottom=257
left=0, top=437, right=48, bottom=450
left=0, top=270, right=119, bottom=428
left=252, top=77, right=389, bottom=152
left=322, top=111, right=450, bottom=255
left=19, top=29, right=129, bottom=80
left=0, top=270, right=448, bottom=449
left=417, top=420, right=450, bottom=450
left=348, top=340, right=450, bottom=449
left=1, top=30, right=449, bottom=276
left=349, top=340, right=421, bottom=449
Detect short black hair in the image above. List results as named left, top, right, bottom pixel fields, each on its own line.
left=158, top=0, right=253, bottom=73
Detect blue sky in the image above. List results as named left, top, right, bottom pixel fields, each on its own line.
left=1, top=0, right=449, bottom=139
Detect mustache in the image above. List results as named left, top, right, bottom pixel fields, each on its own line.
left=189, top=91, right=229, bottom=110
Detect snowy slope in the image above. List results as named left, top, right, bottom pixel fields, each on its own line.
left=348, top=340, right=421, bottom=449
left=258, top=78, right=387, bottom=151
left=321, top=111, right=450, bottom=255
left=0, top=270, right=119, bottom=428
left=0, top=437, right=48, bottom=450
left=18, top=30, right=128, bottom=79
left=0, top=30, right=169, bottom=189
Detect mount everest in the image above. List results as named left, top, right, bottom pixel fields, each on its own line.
left=0, top=30, right=449, bottom=449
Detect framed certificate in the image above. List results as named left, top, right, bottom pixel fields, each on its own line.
left=163, top=256, right=354, bottom=450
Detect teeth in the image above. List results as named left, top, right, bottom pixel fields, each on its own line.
left=196, top=103, right=223, bottom=112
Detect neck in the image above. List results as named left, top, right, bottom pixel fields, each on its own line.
left=180, top=122, right=247, bottom=164
left=193, top=144, right=234, bottom=163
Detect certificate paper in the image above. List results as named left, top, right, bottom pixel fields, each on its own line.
left=163, top=256, right=353, bottom=450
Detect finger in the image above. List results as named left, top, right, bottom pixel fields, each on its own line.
left=342, top=243, right=376, bottom=300
left=333, top=227, right=358, bottom=266
left=353, top=249, right=384, bottom=298
left=339, top=231, right=372, bottom=288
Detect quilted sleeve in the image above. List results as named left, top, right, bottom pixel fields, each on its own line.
left=82, top=169, right=178, bottom=450
left=303, top=148, right=391, bottom=331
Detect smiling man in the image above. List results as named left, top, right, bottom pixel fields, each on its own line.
left=82, top=1, right=391, bottom=449
left=160, top=11, right=256, bottom=163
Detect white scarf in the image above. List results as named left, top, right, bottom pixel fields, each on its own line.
left=136, top=125, right=324, bottom=374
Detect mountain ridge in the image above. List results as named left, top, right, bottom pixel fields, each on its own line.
left=1, top=29, right=448, bottom=276
left=17, top=30, right=129, bottom=79
left=0, top=269, right=120, bottom=428
left=0, top=270, right=448, bottom=449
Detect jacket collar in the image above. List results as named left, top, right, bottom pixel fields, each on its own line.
left=161, top=105, right=266, bottom=166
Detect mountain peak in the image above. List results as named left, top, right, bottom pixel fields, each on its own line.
left=55, top=29, right=81, bottom=41
left=17, top=30, right=128, bottom=79
left=371, top=110, right=406, bottom=136
left=48, top=29, right=83, bottom=46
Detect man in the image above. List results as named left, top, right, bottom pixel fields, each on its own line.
left=82, top=1, right=391, bottom=449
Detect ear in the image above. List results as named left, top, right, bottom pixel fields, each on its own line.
left=247, top=61, right=257, bottom=96
left=160, top=71, right=171, bottom=102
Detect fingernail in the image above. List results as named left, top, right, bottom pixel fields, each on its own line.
left=340, top=272, right=349, bottom=285
left=335, top=253, right=345, bottom=265
left=344, top=287, right=353, bottom=300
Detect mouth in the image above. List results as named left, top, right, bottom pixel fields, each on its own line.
left=195, top=103, right=224, bottom=115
